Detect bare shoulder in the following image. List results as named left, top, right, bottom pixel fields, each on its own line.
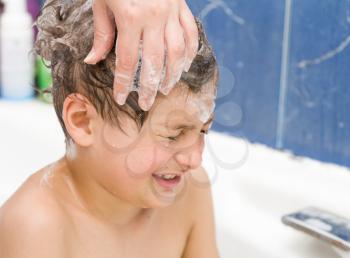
left=182, top=166, right=220, bottom=258
left=0, top=174, right=68, bottom=258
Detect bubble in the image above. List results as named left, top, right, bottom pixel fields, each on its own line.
left=217, top=65, right=235, bottom=99
left=125, top=146, right=157, bottom=179
left=100, top=122, right=140, bottom=154
left=214, top=101, right=243, bottom=127
left=205, top=132, right=249, bottom=170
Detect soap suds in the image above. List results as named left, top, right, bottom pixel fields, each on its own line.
left=66, top=140, right=78, bottom=159
left=160, top=56, right=187, bottom=95
left=187, top=81, right=217, bottom=123
left=35, top=0, right=218, bottom=140
left=40, top=163, right=56, bottom=188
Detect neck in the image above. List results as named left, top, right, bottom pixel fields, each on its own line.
left=55, top=155, right=154, bottom=228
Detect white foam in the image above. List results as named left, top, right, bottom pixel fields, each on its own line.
left=40, top=163, right=55, bottom=189
left=66, top=140, right=77, bottom=160
left=187, top=82, right=216, bottom=123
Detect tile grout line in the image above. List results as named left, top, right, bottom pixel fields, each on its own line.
left=276, top=0, right=293, bottom=149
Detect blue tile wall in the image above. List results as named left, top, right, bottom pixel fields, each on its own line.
left=188, top=0, right=350, bottom=167
left=284, top=0, right=350, bottom=167
left=189, top=0, right=285, bottom=147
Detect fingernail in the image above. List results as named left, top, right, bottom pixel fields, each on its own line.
left=160, top=85, right=171, bottom=96
left=160, top=80, right=172, bottom=95
left=84, top=49, right=96, bottom=64
left=160, top=72, right=180, bottom=96
left=139, top=98, right=149, bottom=111
left=116, top=92, right=128, bottom=105
left=184, top=59, right=192, bottom=72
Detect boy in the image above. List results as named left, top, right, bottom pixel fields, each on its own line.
left=0, top=0, right=220, bottom=257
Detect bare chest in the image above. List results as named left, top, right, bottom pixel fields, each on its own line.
left=66, top=211, right=190, bottom=258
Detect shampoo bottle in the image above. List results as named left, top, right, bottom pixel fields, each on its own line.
left=0, top=0, right=34, bottom=100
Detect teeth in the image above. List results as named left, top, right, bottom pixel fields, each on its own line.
left=159, top=174, right=177, bottom=180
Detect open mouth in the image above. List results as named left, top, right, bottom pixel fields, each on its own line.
left=152, top=174, right=181, bottom=189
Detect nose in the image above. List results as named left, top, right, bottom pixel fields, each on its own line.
left=174, top=135, right=204, bottom=172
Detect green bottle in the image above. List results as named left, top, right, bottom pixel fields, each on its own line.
left=35, top=56, right=52, bottom=103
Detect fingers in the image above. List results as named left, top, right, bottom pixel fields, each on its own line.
left=179, top=0, right=199, bottom=72
left=88, top=0, right=195, bottom=110
left=113, top=27, right=142, bottom=105
left=160, top=14, right=186, bottom=95
left=85, top=0, right=115, bottom=64
left=138, top=27, right=165, bottom=111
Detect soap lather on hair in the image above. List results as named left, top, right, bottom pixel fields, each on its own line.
left=35, top=0, right=218, bottom=139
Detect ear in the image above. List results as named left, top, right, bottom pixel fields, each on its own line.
left=62, top=93, right=97, bottom=147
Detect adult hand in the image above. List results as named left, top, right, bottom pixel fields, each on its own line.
left=84, top=0, right=199, bottom=111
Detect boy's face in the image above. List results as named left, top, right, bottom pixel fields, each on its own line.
left=88, top=82, right=216, bottom=208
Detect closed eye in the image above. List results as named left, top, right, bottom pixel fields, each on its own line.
left=164, top=128, right=209, bottom=142
left=169, top=129, right=208, bottom=139
left=166, top=131, right=184, bottom=141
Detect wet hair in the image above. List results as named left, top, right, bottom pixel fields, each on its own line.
left=35, top=0, right=218, bottom=140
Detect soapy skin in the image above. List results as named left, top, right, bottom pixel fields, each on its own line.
left=187, top=81, right=216, bottom=123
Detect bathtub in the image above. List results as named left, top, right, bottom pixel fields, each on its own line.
left=1, top=99, right=350, bottom=258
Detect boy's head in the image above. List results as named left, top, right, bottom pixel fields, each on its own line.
left=35, top=0, right=218, bottom=207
